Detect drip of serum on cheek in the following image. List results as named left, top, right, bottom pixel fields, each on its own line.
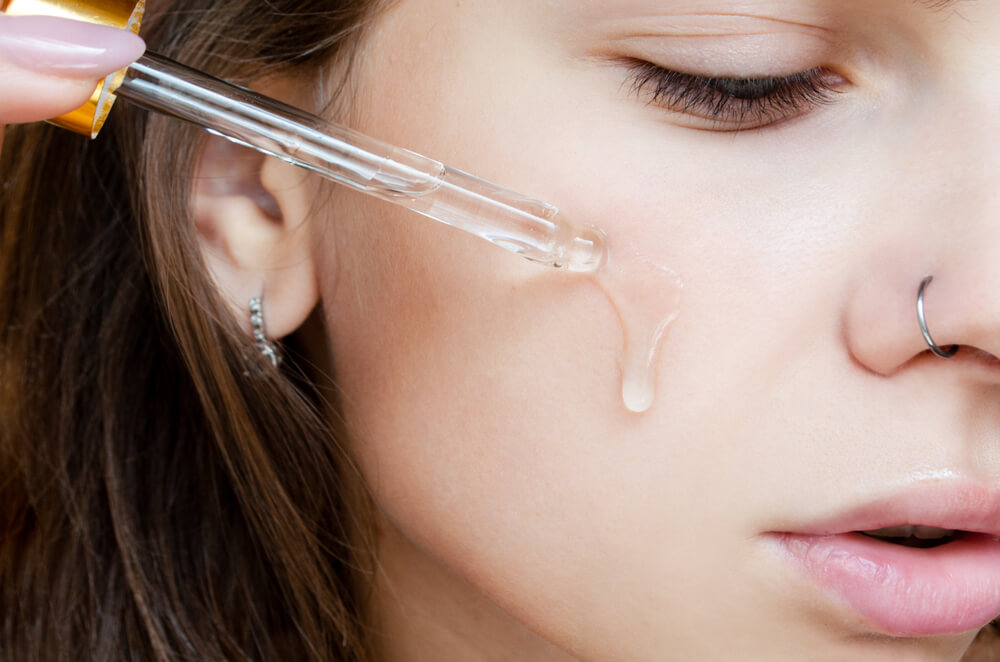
left=590, top=245, right=683, bottom=414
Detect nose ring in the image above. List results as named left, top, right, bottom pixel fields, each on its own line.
left=917, top=276, right=958, bottom=359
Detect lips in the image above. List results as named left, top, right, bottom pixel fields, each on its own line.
left=769, top=484, right=1000, bottom=637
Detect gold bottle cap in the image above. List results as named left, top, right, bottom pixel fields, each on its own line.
left=1, top=0, right=144, bottom=137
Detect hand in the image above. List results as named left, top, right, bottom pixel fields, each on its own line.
left=0, top=14, right=145, bottom=147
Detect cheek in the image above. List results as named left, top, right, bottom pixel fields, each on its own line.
left=321, top=10, right=646, bottom=571
left=319, top=183, right=632, bottom=626
left=309, top=0, right=890, bottom=650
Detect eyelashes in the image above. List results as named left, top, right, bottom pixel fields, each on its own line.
left=624, top=60, right=844, bottom=130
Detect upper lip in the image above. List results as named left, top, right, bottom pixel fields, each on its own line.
left=780, top=483, right=1000, bottom=538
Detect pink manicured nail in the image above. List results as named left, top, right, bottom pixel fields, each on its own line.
left=0, top=14, right=145, bottom=78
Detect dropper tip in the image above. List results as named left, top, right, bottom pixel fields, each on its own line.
left=564, top=226, right=607, bottom=273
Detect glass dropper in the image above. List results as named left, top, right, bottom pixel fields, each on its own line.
left=112, top=53, right=606, bottom=273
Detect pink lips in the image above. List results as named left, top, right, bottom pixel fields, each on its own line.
left=770, top=484, right=1000, bottom=637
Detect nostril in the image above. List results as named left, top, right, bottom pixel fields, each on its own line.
left=967, top=348, right=1000, bottom=368
left=932, top=346, right=1000, bottom=373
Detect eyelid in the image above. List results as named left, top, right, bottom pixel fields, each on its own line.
left=623, top=59, right=845, bottom=130
left=591, top=19, right=839, bottom=81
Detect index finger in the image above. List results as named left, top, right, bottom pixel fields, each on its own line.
left=0, top=14, right=146, bottom=148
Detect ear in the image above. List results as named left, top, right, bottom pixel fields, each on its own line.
left=192, top=130, right=319, bottom=340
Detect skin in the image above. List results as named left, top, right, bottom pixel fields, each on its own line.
left=300, top=1, right=1000, bottom=659
left=5, top=1, right=1000, bottom=660
left=296, top=0, right=999, bottom=659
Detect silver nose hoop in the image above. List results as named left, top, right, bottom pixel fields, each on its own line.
left=917, top=276, right=958, bottom=359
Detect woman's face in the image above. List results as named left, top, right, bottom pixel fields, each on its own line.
left=309, top=0, right=1000, bottom=658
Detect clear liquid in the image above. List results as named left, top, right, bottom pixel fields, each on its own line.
left=593, top=247, right=683, bottom=413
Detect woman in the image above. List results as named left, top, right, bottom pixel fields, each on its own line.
left=2, top=1, right=999, bottom=660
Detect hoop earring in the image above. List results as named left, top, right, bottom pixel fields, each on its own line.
left=249, top=296, right=281, bottom=367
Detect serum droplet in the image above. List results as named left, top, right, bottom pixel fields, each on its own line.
left=594, top=249, right=682, bottom=413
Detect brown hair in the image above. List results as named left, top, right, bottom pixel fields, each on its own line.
left=0, top=1, right=386, bottom=660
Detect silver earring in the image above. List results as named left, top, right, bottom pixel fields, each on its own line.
left=917, top=276, right=958, bottom=359
left=249, top=296, right=281, bottom=367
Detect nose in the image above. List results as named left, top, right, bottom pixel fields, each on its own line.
left=846, top=256, right=1000, bottom=378
left=844, top=145, right=1000, bottom=379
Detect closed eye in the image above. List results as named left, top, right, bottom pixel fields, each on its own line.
left=624, top=60, right=845, bottom=131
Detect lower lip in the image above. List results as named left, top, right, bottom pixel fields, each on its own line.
left=773, top=532, right=1000, bottom=636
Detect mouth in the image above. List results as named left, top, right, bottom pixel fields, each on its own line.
left=858, top=524, right=960, bottom=548
left=768, top=486, right=1000, bottom=637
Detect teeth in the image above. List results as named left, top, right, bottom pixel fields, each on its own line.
left=864, top=525, right=956, bottom=539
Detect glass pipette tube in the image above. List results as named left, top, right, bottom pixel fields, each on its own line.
left=113, top=53, right=606, bottom=273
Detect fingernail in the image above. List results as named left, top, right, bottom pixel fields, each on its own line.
left=0, top=14, right=145, bottom=78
